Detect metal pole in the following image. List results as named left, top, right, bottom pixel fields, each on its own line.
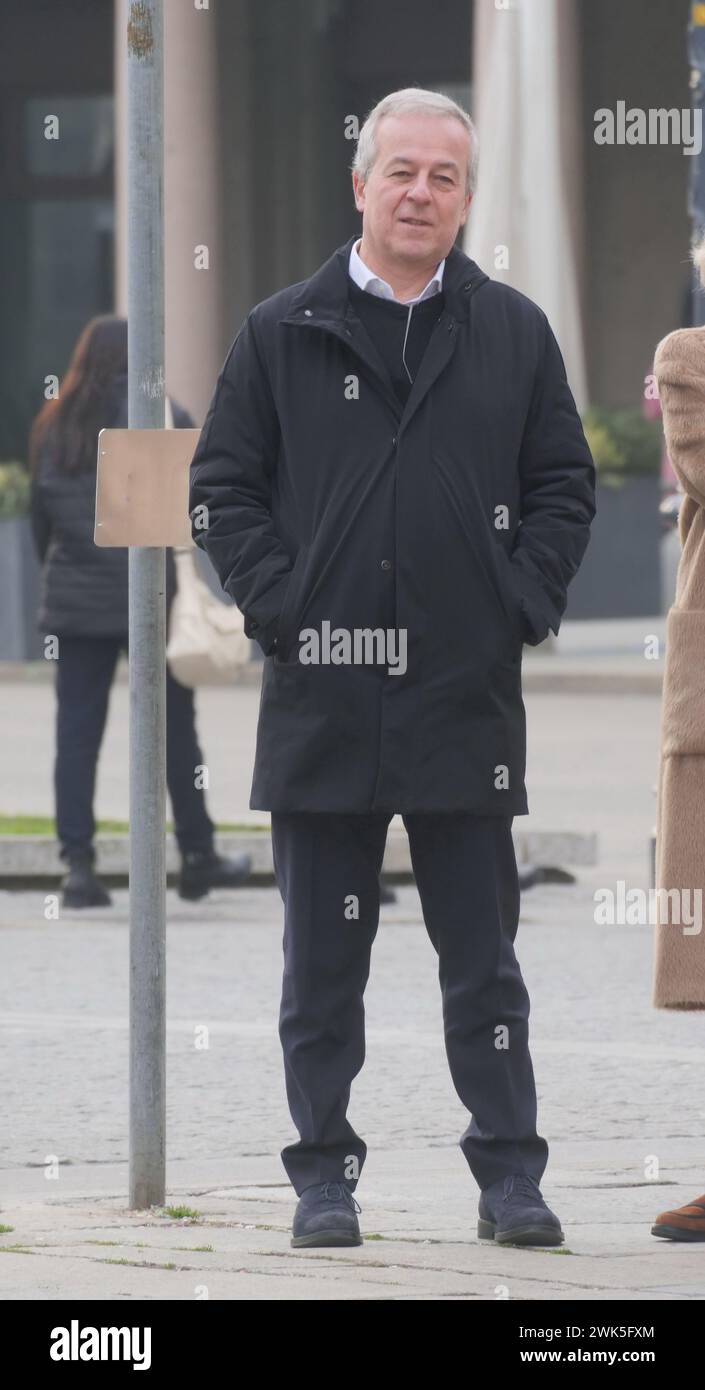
left=126, top=0, right=166, bottom=1209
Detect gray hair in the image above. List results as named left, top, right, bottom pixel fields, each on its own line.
left=351, top=87, right=479, bottom=199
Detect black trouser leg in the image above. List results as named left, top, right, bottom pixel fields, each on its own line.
left=165, top=664, right=215, bottom=856
left=403, top=812, right=549, bottom=1192
left=117, top=632, right=216, bottom=855
left=271, top=810, right=391, bottom=1196
left=54, top=632, right=215, bottom=863
left=54, top=636, right=121, bottom=864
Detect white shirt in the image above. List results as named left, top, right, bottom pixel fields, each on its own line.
left=349, top=237, right=445, bottom=304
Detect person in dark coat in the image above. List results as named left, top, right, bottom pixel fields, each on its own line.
left=28, top=314, right=251, bottom=908
left=189, top=89, right=596, bottom=1248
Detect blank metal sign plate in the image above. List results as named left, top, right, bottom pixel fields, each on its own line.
left=94, top=427, right=202, bottom=547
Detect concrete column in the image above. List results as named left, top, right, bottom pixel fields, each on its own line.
left=468, top=0, right=587, bottom=410
left=114, top=0, right=223, bottom=421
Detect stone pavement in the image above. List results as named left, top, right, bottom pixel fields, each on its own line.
left=1, top=871, right=705, bottom=1300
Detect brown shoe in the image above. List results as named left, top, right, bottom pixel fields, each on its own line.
left=652, top=1192, right=705, bottom=1241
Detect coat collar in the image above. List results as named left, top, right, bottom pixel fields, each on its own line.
left=279, top=233, right=491, bottom=437
left=280, top=233, right=489, bottom=328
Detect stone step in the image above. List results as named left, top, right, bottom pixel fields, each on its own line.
left=0, top=827, right=598, bottom=880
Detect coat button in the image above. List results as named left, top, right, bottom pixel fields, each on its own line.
left=391, top=435, right=397, bottom=445
left=381, top=559, right=392, bottom=571
left=304, top=309, right=313, bottom=317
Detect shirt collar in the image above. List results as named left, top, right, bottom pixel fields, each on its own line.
left=349, top=237, right=445, bottom=304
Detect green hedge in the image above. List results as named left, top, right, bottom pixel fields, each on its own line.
left=0, top=462, right=30, bottom=519
left=581, top=407, right=662, bottom=488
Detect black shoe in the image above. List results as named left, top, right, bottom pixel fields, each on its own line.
left=291, top=1180, right=362, bottom=1248
left=178, top=847, right=252, bottom=901
left=379, top=879, right=397, bottom=904
left=60, top=853, right=112, bottom=909
left=478, top=1174, right=564, bottom=1246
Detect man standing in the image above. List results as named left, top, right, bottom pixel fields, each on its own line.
left=189, top=88, right=595, bottom=1249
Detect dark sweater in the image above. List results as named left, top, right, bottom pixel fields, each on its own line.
left=347, top=279, right=445, bottom=408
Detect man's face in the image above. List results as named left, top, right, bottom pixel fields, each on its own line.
left=352, top=112, right=473, bottom=267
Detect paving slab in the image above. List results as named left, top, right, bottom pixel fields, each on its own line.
left=2, top=872, right=705, bottom=1300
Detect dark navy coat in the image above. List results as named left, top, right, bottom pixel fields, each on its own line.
left=30, top=373, right=191, bottom=637
left=188, top=233, right=596, bottom=814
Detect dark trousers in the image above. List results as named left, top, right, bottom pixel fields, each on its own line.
left=54, top=635, right=215, bottom=864
left=271, top=810, right=549, bottom=1195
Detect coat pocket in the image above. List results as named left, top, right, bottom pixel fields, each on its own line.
left=495, top=547, right=526, bottom=646
left=661, top=606, right=705, bottom=755
left=274, top=544, right=310, bottom=662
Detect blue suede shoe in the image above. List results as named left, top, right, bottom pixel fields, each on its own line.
left=291, top=1180, right=362, bottom=1248
left=478, top=1174, right=564, bottom=1246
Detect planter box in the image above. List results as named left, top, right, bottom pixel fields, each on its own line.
left=565, top=475, right=661, bottom=619
left=0, top=517, right=43, bottom=659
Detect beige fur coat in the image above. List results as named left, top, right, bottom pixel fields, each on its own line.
left=653, top=328, right=705, bottom=1008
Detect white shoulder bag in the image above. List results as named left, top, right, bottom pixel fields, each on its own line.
left=164, top=395, right=252, bottom=686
